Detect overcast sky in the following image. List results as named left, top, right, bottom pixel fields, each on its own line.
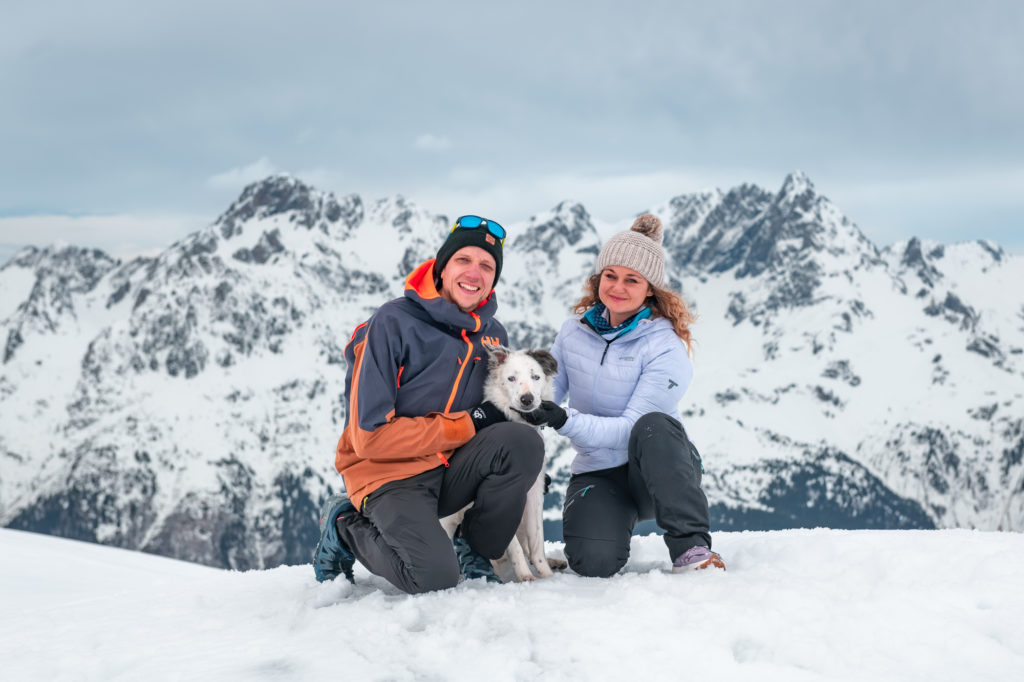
left=1, top=0, right=1022, bottom=261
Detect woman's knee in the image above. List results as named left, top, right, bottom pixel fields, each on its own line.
left=629, top=412, right=694, bottom=461
left=564, top=536, right=629, bottom=578
left=630, top=412, right=679, bottom=440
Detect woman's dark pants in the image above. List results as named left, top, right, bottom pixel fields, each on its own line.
left=561, top=412, right=711, bottom=578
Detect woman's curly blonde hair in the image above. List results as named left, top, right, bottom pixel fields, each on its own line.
left=572, top=272, right=695, bottom=352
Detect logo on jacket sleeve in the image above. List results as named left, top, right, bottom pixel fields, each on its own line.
left=668, top=379, right=678, bottom=389
left=481, top=336, right=501, bottom=347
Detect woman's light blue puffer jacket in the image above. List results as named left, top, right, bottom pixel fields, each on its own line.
left=551, top=314, right=693, bottom=474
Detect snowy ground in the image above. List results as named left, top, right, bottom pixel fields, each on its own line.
left=2, top=527, right=1022, bottom=681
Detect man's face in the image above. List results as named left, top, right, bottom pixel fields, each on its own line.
left=439, top=246, right=497, bottom=313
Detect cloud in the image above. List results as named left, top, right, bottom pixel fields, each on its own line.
left=406, top=166, right=772, bottom=229
left=206, top=158, right=279, bottom=191
left=414, top=134, right=452, bottom=152
left=0, top=213, right=208, bottom=263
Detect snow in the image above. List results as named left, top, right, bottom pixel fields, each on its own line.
left=2, top=527, right=1022, bottom=681
left=0, top=260, right=37, bottom=323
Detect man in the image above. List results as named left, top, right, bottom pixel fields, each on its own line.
left=313, top=215, right=545, bottom=594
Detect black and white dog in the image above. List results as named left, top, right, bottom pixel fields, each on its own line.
left=440, top=345, right=566, bottom=581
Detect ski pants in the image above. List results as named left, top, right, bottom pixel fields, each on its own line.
left=337, top=422, right=544, bottom=594
left=561, top=412, right=711, bottom=578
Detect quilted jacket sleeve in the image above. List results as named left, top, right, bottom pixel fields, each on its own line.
left=557, top=329, right=692, bottom=450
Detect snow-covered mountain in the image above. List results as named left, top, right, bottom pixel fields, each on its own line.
left=1, top=173, right=1022, bottom=569
left=648, top=172, right=1023, bottom=532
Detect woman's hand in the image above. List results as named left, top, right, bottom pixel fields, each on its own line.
left=514, top=401, right=567, bottom=429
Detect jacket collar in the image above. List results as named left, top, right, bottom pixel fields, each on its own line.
left=578, top=311, right=667, bottom=342
left=404, top=259, right=498, bottom=333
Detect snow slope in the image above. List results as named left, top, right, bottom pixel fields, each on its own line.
left=2, top=527, right=1022, bottom=681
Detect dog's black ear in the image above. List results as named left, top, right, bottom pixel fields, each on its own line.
left=526, top=350, right=558, bottom=377
left=486, top=344, right=510, bottom=369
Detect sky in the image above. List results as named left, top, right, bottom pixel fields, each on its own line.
left=1, top=0, right=1022, bottom=262
left=3, top=526, right=1022, bottom=680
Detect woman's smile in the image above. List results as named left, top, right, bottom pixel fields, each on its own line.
left=598, top=265, right=652, bottom=326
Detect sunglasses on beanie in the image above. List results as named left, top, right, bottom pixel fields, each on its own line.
left=451, top=215, right=506, bottom=247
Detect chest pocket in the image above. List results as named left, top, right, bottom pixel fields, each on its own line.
left=606, top=349, right=641, bottom=374
left=593, top=350, right=643, bottom=414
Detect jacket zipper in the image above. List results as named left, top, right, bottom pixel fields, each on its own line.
left=437, top=317, right=481, bottom=468
left=582, top=317, right=617, bottom=366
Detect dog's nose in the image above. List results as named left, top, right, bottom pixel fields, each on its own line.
left=520, top=393, right=534, bottom=406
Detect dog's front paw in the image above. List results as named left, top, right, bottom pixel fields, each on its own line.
left=546, top=557, right=568, bottom=571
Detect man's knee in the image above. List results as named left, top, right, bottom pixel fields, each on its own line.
left=564, top=537, right=628, bottom=578
left=407, top=558, right=460, bottom=594
left=491, top=421, right=545, bottom=471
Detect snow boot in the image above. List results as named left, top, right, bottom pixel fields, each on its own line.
left=453, top=526, right=501, bottom=583
left=313, top=493, right=357, bottom=583
left=671, top=545, right=726, bottom=572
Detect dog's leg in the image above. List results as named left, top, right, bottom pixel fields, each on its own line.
left=439, top=503, right=470, bottom=540
left=499, top=473, right=540, bottom=577
left=518, top=471, right=554, bottom=578
left=504, top=528, right=535, bottom=581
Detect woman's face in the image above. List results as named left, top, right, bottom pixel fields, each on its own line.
left=598, top=265, right=653, bottom=326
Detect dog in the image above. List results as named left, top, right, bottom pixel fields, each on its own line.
left=439, top=344, right=567, bottom=582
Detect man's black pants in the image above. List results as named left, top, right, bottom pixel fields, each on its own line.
left=561, top=412, right=711, bottom=578
left=337, top=422, right=544, bottom=594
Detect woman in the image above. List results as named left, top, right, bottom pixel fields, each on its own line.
left=519, top=214, right=724, bottom=577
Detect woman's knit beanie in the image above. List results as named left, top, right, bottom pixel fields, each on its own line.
left=595, top=214, right=665, bottom=287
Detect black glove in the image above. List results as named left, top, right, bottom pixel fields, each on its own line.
left=469, top=401, right=506, bottom=432
left=514, top=400, right=567, bottom=429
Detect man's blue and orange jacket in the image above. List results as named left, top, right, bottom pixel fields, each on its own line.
left=335, top=259, right=507, bottom=509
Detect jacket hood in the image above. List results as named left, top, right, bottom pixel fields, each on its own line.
left=404, top=259, right=499, bottom=333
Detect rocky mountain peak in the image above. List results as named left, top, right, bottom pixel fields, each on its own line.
left=900, top=237, right=943, bottom=288
left=2, top=244, right=119, bottom=362
left=975, top=240, right=1005, bottom=264
left=777, top=170, right=815, bottom=204
left=368, top=195, right=424, bottom=235
left=513, top=201, right=599, bottom=255
left=663, top=189, right=725, bottom=232
left=214, top=175, right=361, bottom=239
left=733, top=172, right=879, bottom=278
left=662, top=172, right=863, bottom=277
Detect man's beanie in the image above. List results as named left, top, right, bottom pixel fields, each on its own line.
left=595, top=214, right=666, bottom=287
left=433, top=222, right=504, bottom=288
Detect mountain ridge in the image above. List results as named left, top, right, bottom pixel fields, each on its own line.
left=2, top=171, right=1021, bottom=569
